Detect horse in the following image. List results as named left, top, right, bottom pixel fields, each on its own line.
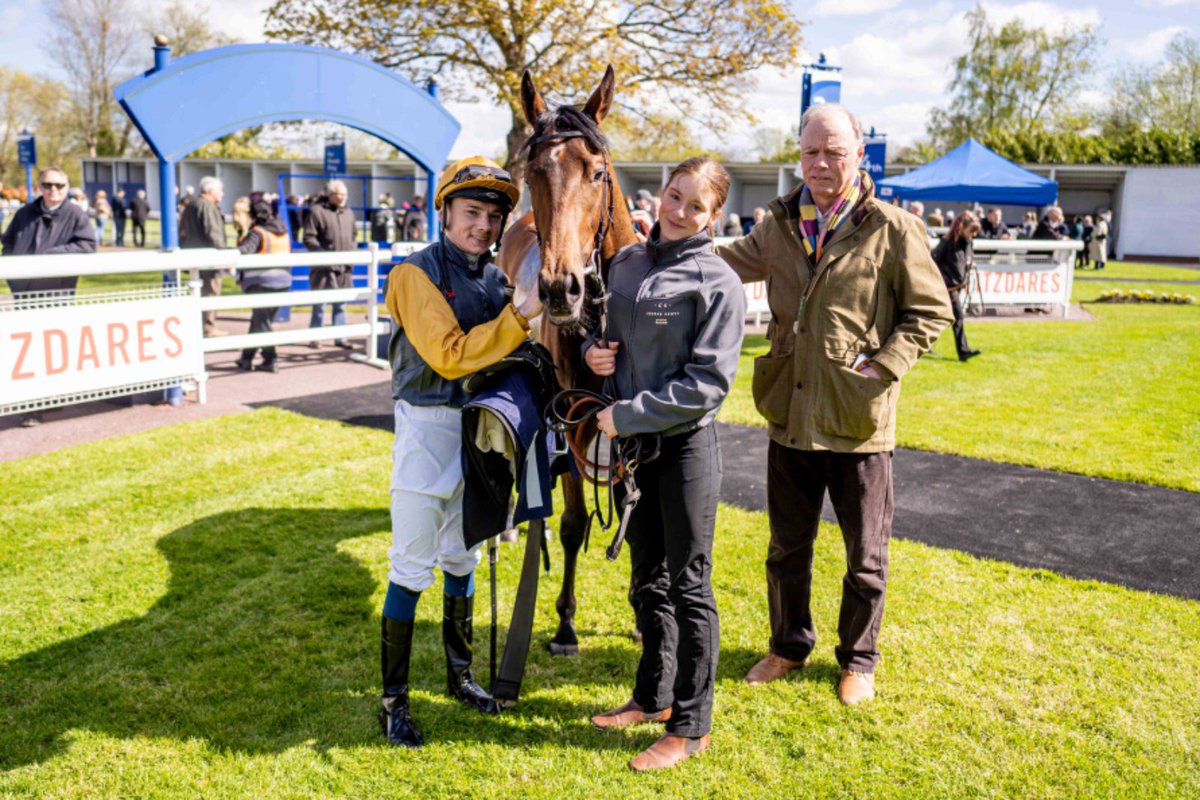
left=497, top=66, right=638, bottom=656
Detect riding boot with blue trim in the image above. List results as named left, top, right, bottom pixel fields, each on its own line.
left=379, top=616, right=423, bottom=748
left=443, top=594, right=501, bottom=714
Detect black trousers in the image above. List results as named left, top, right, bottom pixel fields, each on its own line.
left=622, top=424, right=721, bottom=738
left=239, top=285, right=278, bottom=364
left=114, top=217, right=127, bottom=246
left=765, top=442, right=893, bottom=672
left=132, top=221, right=146, bottom=247
left=949, top=288, right=972, bottom=359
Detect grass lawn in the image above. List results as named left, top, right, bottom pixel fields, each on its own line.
left=721, top=270, right=1200, bottom=492
left=1, top=410, right=1198, bottom=799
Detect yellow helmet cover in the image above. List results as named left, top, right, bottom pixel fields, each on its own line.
left=434, top=156, right=520, bottom=212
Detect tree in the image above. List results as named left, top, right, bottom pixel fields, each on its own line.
left=0, top=68, right=77, bottom=188
left=1108, top=33, right=1200, bottom=136
left=264, top=0, right=803, bottom=181
left=605, top=110, right=721, bottom=162
left=142, top=0, right=238, bottom=57
left=46, top=0, right=139, bottom=157
left=926, top=4, right=1100, bottom=150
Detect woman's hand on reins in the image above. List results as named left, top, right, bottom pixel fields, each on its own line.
left=596, top=405, right=618, bottom=439
left=585, top=340, right=619, bottom=376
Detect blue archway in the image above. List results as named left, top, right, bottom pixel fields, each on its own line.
left=114, top=43, right=460, bottom=247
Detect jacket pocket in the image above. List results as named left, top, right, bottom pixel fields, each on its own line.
left=752, top=353, right=794, bottom=428
left=814, top=340, right=891, bottom=440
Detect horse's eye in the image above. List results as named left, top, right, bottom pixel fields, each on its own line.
left=592, top=169, right=606, bottom=183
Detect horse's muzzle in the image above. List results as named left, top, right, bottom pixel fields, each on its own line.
left=538, top=272, right=584, bottom=325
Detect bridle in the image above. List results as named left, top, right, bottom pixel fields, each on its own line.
left=522, top=128, right=616, bottom=311
left=523, top=126, right=652, bottom=561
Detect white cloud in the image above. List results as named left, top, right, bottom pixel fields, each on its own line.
left=206, top=1, right=273, bottom=43
left=1121, top=25, right=1191, bottom=60
left=808, top=0, right=902, bottom=17
left=1137, top=0, right=1199, bottom=7
left=978, top=2, right=1102, bottom=32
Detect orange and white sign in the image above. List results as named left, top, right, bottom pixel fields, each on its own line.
left=1, top=296, right=203, bottom=405
left=970, top=262, right=1071, bottom=306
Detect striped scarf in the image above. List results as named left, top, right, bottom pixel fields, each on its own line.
left=798, top=174, right=863, bottom=263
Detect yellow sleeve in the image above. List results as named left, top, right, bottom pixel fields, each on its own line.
left=385, top=262, right=531, bottom=380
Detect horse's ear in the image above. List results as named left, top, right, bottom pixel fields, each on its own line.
left=521, top=71, right=547, bottom=127
left=582, top=65, right=615, bottom=124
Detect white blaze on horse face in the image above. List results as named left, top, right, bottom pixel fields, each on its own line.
left=513, top=240, right=543, bottom=327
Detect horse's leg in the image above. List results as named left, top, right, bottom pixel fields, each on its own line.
left=549, top=472, right=588, bottom=656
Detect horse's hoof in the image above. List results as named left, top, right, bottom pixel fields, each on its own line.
left=548, top=641, right=580, bottom=657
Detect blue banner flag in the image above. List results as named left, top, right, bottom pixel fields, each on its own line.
left=324, top=142, right=346, bottom=175
left=17, top=134, right=36, bottom=167
left=861, top=138, right=886, bottom=184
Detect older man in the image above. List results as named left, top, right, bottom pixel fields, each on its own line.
left=2, top=166, right=98, bottom=426
left=179, top=176, right=228, bottom=335
left=303, top=179, right=357, bottom=349
left=717, top=104, right=951, bottom=705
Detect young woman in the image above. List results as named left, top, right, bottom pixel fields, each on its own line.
left=932, top=210, right=983, bottom=361
left=585, top=157, right=746, bottom=772
left=378, top=156, right=542, bottom=749
left=93, top=190, right=111, bottom=244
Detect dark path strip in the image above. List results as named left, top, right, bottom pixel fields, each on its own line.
left=261, top=384, right=1200, bottom=601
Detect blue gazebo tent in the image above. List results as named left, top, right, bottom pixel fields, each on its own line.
left=876, top=138, right=1057, bottom=206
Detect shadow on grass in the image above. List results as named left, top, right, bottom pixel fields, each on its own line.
left=0, top=507, right=647, bottom=769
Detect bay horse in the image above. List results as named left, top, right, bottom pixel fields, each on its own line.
left=497, top=66, right=638, bottom=655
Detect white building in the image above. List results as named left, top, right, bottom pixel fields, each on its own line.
left=81, top=156, right=1200, bottom=262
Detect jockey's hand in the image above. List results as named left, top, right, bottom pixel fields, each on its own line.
left=516, top=291, right=543, bottom=322
left=596, top=405, right=618, bottom=439
left=630, top=210, right=653, bottom=241
left=585, top=340, right=619, bottom=376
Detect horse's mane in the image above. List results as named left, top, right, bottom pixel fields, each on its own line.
left=524, top=103, right=609, bottom=155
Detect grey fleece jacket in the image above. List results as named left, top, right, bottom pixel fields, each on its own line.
left=592, top=226, right=746, bottom=437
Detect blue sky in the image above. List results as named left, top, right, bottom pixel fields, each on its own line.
left=2, top=0, right=1197, bottom=159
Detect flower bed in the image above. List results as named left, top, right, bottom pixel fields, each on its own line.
left=1096, top=289, right=1196, bottom=304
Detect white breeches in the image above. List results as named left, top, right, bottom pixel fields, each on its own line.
left=388, top=399, right=480, bottom=592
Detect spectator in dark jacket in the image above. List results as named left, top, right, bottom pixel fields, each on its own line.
left=401, top=195, right=427, bottom=241
left=2, top=166, right=97, bottom=293
left=303, top=179, right=357, bottom=349
left=111, top=189, right=128, bottom=247
left=179, top=176, right=228, bottom=335
left=932, top=210, right=982, bottom=362
left=131, top=189, right=150, bottom=247
left=235, top=201, right=292, bottom=373
left=1, top=165, right=97, bottom=426
left=1032, top=206, right=1067, bottom=240
left=980, top=208, right=1010, bottom=239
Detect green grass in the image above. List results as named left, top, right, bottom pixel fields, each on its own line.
left=721, top=272, right=1200, bottom=492
left=1, top=410, right=1197, bottom=798
left=1072, top=260, right=1199, bottom=283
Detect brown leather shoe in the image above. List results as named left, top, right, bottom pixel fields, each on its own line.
left=744, top=653, right=808, bottom=685
left=628, top=733, right=710, bottom=772
left=591, top=698, right=671, bottom=730
left=837, top=669, right=876, bottom=705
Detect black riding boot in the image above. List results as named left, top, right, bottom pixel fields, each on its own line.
left=443, top=594, right=501, bottom=714
left=380, top=616, right=424, bottom=748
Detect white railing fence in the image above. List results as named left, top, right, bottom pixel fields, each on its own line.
left=0, top=244, right=419, bottom=413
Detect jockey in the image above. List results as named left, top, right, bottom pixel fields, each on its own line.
left=379, top=156, right=542, bottom=748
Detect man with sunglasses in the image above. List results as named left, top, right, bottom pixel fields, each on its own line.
left=2, top=167, right=97, bottom=289
left=376, top=156, right=542, bottom=748
left=2, top=166, right=97, bottom=426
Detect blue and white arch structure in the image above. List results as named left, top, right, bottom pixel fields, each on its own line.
left=114, top=43, right=461, bottom=248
